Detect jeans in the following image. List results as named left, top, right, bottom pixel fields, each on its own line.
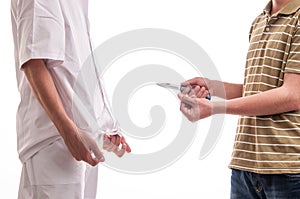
left=230, top=169, right=300, bottom=199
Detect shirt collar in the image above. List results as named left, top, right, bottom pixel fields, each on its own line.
left=263, top=0, right=300, bottom=16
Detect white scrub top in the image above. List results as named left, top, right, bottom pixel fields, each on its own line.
left=11, top=0, right=118, bottom=163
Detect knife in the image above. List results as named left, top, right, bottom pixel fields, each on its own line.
left=156, top=82, right=211, bottom=100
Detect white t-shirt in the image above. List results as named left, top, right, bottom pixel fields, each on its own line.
left=11, top=0, right=118, bottom=162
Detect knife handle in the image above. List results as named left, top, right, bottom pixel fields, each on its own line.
left=180, top=85, right=211, bottom=100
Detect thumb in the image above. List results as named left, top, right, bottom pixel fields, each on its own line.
left=180, top=95, right=197, bottom=107
left=90, top=143, right=105, bottom=162
left=81, top=132, right=105, bottom=162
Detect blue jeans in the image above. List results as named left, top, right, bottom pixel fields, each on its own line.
left=231, top=169, right=300, bottom=199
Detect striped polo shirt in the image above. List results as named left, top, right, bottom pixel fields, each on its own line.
left=229, top=0, right=300, bottom=174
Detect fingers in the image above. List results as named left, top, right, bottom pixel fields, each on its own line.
left=180, top=101, right=189, bottom=114
left=103, top=134, right=117, bottom=152
left=121, top=136, right=131, bottom=153
left=178, top=93, right=197, bottom=107
left=188, top=85, right=201, bottom=98
left=72, top=143, right=101, bottom=166
left=90, top=144, right=105, bottom=163
left=80, top=132, right=105, bottom=165
left=103, top=134, right=131, bottom=158
left=189, top=85, right=200, bottom=97
left=181, top=83, right=209, bottom=100
left=113, top=148, right=126, bottom=157
left=115, top=135, right=121, bottom=147
left=180, top=102, right=196, bottom=122
left=112, top=136, right=131, bottom=157
left=181, top=78, right=211, bottom=99
left=85, top=152, right=100, bottom=166
left=178, top=93, right=203, bottom=122
left=194, top=86, right=209, bottom=98
left=200, top=87, right=209, bottom=98
left=181, top=86, right=191, bottom=95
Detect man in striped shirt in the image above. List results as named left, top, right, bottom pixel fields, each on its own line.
left=178, top=0, right=300, bottom=198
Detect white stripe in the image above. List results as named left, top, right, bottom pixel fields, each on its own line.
left=275, top=16, right=296, bottom=21
left=238, top=124, right=300, bottom=131
left=235, top=141, right=300, bottom=147
left=252, top=26, right=265, bottom=32
left=252, top=16, right=295, bottom=26
left=241, top=116, right=287, bottom=122
left=266, top=32, right=292, bottom=37
left=244, top=82, right=277, bottom=88
left=291, top=43, right=300, bottom=46
left=247, top=56, right=285, bottom=63
left=240, top=116, right=300, bottom=125
left=248, top=47, right=287, bottom=54
left=244, top=73, right=283, bottom=81
left=250, top=21, right=292, bottom=32
left=232, top=157, right=300, bottom=163
left=285, top=67, right=300, bottom=72
left=250, top=39, right=290, bottom=46
left=290, top=51, right=300, bottom=54
left=272, top=23, right=295, bottom=28
left=245, top=64, right=283, bottom=71
left=234, top=149, right=300, bottom=156
left=251, top=31, right=293, bottom=40
left=253, top=19, right=265, bottom=26
left=236, top=132, right=300, bottom=139
left=229, top=164, right=300, bottom=172
left=251, top=28, right=263, bottom=35
left=283, top=113, right=300, bottom=117
left=288, top=59, right=300, bottom=63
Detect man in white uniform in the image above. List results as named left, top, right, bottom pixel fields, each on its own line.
left=11, top=0, right=131, bottom=198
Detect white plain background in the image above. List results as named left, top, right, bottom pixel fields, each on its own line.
left=0, top=0, right=268, bottom=198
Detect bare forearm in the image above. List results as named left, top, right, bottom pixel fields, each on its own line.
left=180, top=73, right=300, bottom=121
left=209, top=80, right=243, bottom=100
left=22, top=59, right=75, bottom=136
left=215, top=86, right=300, bottom=116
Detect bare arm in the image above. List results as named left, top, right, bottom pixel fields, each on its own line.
left=22, top=59, right=104, bottom=166
left=218, top=73, right=300, bottom=116
left=208, top=80, right=243, bottom=100
left=182, top=77, right=243, bottom=100
left=179, top=73, right=300, bottom=121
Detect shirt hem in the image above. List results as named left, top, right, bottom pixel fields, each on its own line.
left=228, top=164, right=300, bottom=175
left=19, top=135, right=62, bottom=163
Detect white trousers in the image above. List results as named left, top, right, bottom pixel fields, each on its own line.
left=18, top=138, right=98, bottom=199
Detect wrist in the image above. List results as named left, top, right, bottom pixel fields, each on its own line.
left=210, top=80, right=226, bottom=98
left=55, top=117, right=78, bottom=139
left=212, top=101, right=226, bottom=115
left=207, top=79, right=217, bottom=96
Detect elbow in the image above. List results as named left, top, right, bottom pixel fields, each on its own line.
left=295, top=99, right=300, bottom=111
left=290, top=90, right=300, bottom=111
left=284, top=88, right=300, bottom=111
left=281, top=73, right=300, bottom=111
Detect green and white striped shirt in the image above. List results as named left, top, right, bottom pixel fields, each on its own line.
left=229, top=0, right=300, bottom=174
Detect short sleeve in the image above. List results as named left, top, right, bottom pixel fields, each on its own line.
left=285, top=20, right=300, bottom=74
left=16, top=0, right=65, bottom=68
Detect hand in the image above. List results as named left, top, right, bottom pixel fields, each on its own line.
left=182, top=85, right=210, bottom=99
left=103, top=134, right=131, bottom=157
left=62, top=128, right=105, bottom=166
left=181, top=77, right=213, bottom=95
left=178, top=93, right=213, bottom=122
